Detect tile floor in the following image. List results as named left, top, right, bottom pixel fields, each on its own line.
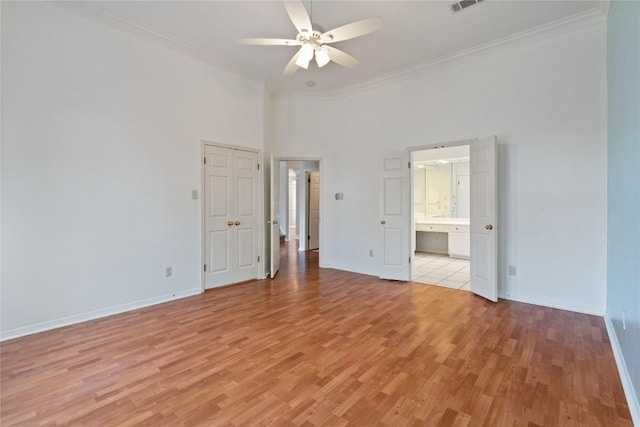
left=413, top=252, right=470, bottom=291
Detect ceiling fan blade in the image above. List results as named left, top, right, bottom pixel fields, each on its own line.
left=283, top=49, right=302, bottom=75
left=238, top=38, right=300, bottom=46
left=320, top=17, right=383, bottom=44
left=324, top=46, right=360, bottom=69
left=284, top=1, right=312, bottom=34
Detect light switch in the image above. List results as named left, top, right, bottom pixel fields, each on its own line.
left=192, top=189, right=198, bottom=200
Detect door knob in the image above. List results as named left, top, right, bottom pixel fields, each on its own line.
left=228, top=221, right=234, bottom=226
left=381, top=220, right=386, bottom=225
left=274, top=220, right=278, bottom=225
left=235, top=221, right=241, bottom=226
left=485, top=224, right=493, bottom=230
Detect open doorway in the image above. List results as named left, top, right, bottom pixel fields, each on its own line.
left=278, top=160, right=320, bottom=252
left=270, top=156, right=324, bottom=279
left=412, top=145, right=471, bottom=291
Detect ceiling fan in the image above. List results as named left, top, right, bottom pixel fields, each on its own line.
left=239, top=1, right=383, bottom=75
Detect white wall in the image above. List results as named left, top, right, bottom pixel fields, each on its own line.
left=1, top=3, right=265, bottom=338
left=274, top=21, right=607, bottom=314
left=607, top=1, right=640, bottom=419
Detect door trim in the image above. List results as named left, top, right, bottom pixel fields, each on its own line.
left=201, top=141, right=264, bottom=292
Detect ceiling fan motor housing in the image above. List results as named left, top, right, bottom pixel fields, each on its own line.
left=297, top=25, right=327, bottom=45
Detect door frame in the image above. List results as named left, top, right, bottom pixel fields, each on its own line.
left=201, top=141, right=265, bottom=292
left=409, top=138, right=476, bottom=274
left=408, top=137, right=497, bottom=299
left=275, top=157, right=325, bottom=268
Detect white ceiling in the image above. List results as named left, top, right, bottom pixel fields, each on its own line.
left=79, top=1, right=602, bottom=94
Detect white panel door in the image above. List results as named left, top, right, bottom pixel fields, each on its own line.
left=308, top=170, right=320, bottom=250
left=270, top=155, right=280, bottom=278
left=204, top=145, right=259, bottom=289
left=379, top=151, right=410, bottom=281
left=470, top=136, right=498, bottom=301
left=204, top=145, right=235, bottom=288
left=234, top=150, right=259, bottom=283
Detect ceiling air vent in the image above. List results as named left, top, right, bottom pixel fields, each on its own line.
left=451, top=0, right=485, bottom=13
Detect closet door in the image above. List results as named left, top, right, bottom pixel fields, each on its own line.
left=204, top=145, right=259, bottom=289
left=233, top=150, right=259, bottom=283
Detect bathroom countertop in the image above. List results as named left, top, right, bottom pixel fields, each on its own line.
left=415, top=217, right=470, bottom=226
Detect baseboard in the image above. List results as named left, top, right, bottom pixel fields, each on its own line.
left=323, top=262, right=378, bottom=278
left=604, top=315, right=640, bottom=426
left=0, top=287, right=202, bottom=342
left=498, top=292, right=605, bottom=316
left=319, top=269, right=607, bottom=315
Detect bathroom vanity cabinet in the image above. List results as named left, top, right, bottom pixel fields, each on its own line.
left=415, top=218, right=470, bottom=259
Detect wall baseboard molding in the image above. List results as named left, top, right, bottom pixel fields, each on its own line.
left=0, top=288, right=202, bottom=342
left=324, top=265, right=605, bottom=316
left=498, top=292, right=605, bottom=316
left=324, top=262, right=379, bottom=279
left=604, top=315, right=640, bottom=426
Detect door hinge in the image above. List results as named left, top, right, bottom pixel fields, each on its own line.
left=307, top=235, right=311, bottom=240
left=408, top=162, right=411, bottom=169
left=257, top=256, right=260, bottom=262
left=308, top=178, right=311, bottom=183
left=204, top=264, right=207, bottom=272
left=204, top=157, right=206, bottom=165
left=257, top=163, right=260, bottom=170
left=409, top=257, right=411, bottom=264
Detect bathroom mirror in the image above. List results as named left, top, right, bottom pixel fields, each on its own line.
left=413, top=149, right=470, bottom=219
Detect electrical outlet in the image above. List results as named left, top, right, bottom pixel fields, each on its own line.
left=165, top=266, right=172, bottom=277
left=369, top=249, right=374, bottom=257
left=622, top=310, right=626, bottom=330
left=508, top=266, right=517, bottom=276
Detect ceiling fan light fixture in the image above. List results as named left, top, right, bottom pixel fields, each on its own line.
left=295, top=56, right=310, bottom=69
left=300, top=43, right=314, bottom=60
left=295, top=43, right=314, bottom=68
left=315, top=48, right=331, bottom=68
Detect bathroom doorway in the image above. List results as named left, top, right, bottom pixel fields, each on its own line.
left=411, top=145, right=471, bottom=291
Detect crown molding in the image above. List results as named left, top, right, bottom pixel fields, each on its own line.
left=596, top=0, right=610, bottom=17
left=56, top=2, right=606, bottom=102
left=56, top=2, right=263, bottom=84
left=278, top=7, right=607, bottom=101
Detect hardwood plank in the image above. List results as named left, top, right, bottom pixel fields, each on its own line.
left=0, top=244, right=633, bottom=426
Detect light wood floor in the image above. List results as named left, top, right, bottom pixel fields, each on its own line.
left=1, top=244, right=632, bottom=426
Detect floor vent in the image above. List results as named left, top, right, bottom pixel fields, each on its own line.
left=451, top=0, right=485, bottom=13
